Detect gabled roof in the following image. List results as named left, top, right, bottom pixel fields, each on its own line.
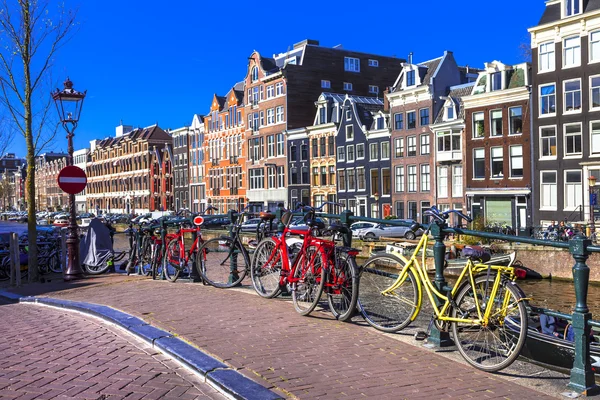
left=433, top=82, right=476, bottom=124
left=319, top=92, right=384, bottom=106
left=340, top=95, right=384, bottom=130
left=95, top=125, right=170, bottom=149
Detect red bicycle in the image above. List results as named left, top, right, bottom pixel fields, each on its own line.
left=250, top=203, right=359, bottom=321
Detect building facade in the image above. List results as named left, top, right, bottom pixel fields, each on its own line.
left=172, top=126, right=189, bottom=211
left=288, top=128, right=310, bottom=209
left=204, top=85, right=247, bottom=213
left=529, top=0, right=600, bottom=225
left=462, top=62, right=532, bottom=232
left=86, top=124, right=173, bottom=214
left=73, top=148, right=90, bottom=213
left=0, top=153, right=26, bottom=210
left=34, top=152, right=68, bottom=211
left=189, top=114, right=206, bottom=213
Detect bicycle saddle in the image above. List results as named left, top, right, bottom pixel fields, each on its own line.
left=328, top=222, right=349, bottom=234
left=259, top=211, right=276, bottom=221
left=462, top=246, right=491, bottom=263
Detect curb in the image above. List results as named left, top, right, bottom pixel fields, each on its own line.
left=0, top=291, right=282, bottom=400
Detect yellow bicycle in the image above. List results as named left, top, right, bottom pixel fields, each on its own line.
left=357, top=207, right=528, bottom=372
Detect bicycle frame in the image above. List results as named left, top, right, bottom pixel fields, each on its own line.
left=381, top=230, right=519, bottom=326
left=170, top=226, right=203, bottom=266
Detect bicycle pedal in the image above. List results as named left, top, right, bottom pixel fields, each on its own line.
left=414, top=331, right=428, bottom=341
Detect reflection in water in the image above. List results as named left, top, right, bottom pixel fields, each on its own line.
left=519, top=279, right=600, bottom=317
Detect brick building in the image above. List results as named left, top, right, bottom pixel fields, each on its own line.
left=34, top=152, right=68, bottom=211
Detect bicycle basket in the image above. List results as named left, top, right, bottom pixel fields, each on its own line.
left=280, top=211, right=293, bottom=226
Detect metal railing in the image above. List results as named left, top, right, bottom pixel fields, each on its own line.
left=272, top=206, right=599, bottom=394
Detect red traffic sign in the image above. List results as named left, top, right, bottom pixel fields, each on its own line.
left=57, top=166, right=87, bottom=195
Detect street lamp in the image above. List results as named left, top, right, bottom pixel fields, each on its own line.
left=52, top=78, right=86, bottom=281
left=373, top=192, right=380, bottom=219
left=589, top=174, right=597, bottom=236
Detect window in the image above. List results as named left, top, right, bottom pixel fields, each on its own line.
left=319, top=137, right=326, bottom=157
left=406, top=70, right=415, bottom=86
left=563, top=36, right=581, bottom=68
left=395, top=201, right=404, bottom=219
left=275, top=82, right=284, bottom=96
left=338, top=170, right=346, bottom=191
left=437, top=130, right=461, bottom=153
left=591, top=31, right=600, bottom=63
left=510, top=145, right=524, bottom=178
left=300, top=144, right=308, bottom=161
left=407, top=165, right=417, bottom=192
left=370, top=143, right=379, bottom=160
left=328, top=136, right=334, bottom=156
left=347, top=169, right=356, bottom=190
left=491, top=72, right=502, bottom=91
left=267, top=135, right=275, bottom=157
left=419, top=108, right=429, bottom=126
left=376, top=117, right=384, bottom=130
left=407, top=136, right=417, bottom=156
left=356, top=143, right=365, bottom=159
left=343, top=82, right=353, bottom=91
left=564, top=123, right=582, bottom=156
left=369, top=85, right=379, bottom=94
left=539, top=42, right=555, bottom=72
left=319, top=107, right=326, bottom=124
left=437, top=166, right=448, bottom=198
left=347, top=145, right=355, bottom=162
left=407, top=111, right=416, bottom=129
left=370, top=169, right=380, bottom=195
left=540, top=84, right=556, bottom=115
left=337, top=146, right=345, bottom=161
left=276, top=133, right=284, bottom=156
left=540, top=126, right=557, bottom=158
left=395, top=166, right=404, bottom=192
left=251, top=66, right=258, bottom=82
left=564, top=79, right=581, bottom=112
left=394, top=137, right=404, bottom=158
left=473, top=112, right=485, bottom=137
left=394, top=113, right=403, bottom=130
left=446, top=105, right=454, bottom=120
left=368, top=59, right=379, bottom=67
left=346, top=125, right=354, bottom=140
left=541, top=171, right=557, bottom=210
left=344, top=57, right=360, bottom=72
left=329, top=166, right=336, bottom=185
left=321, top=80, right=331, bottom=89
left=345, top=109, right=351, bottom=120
left=564, top=170, right=582, bottom=211
left=289, top=145, right=297, bottom=161
left=592, top=76, right=600, bottom=109
left=420, top=134, right=430, bottom=155
left=312, top=167, right=319, bottom=186
left=301, top=166, right=309, bottom=184
left=312, top=138, right=318, bottom=157
left=408, top=201, right=417, bottom=220
left=491, top=147, right=503, bottom=178
left=267, top=108, right=275, bottom=125
left=420, top=165, right=430, bottom=191
left=565, top=0, right=581, bottom=17
left=249, top=168, right=264, bottom=189
left=276, top=106, right=284, bottom=123
left=382, top=168, right=391, bottom=195
left=452, top=166, right=463, bottom=197
left=509, top=107, right=523, bottom=135
left=267, top=166, right=276, bottom=188
left=592, top=121, right=600, bottom=155
left=278, top=166, right=285, bottom=187
left=490, top=110, right=503, bottom=136
left=357, top=167, right=365, bottom=190
left=474, top=148, right=485, bottom=179
left=266, top=85, right=274, bottom=98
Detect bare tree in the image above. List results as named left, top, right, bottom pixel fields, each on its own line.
left=0, top=0, right=77, bottom=282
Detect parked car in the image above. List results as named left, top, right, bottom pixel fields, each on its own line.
left=240, top=218, right=262, bottom=232
left=350, top=222, right=378, bottom=238
left=201, top=216, right=232, bottom=230
left=358, top=219, right=423, bottom=241
left=53, top=216, right=69, bottom=227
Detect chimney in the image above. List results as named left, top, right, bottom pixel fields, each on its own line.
left=408, top=52, right=413, bottom=64
left=116, top=124, right=134, bottom=138
left=383, top=87, right=391, bottom=112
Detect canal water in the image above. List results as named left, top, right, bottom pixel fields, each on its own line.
left=3, top=221, right=600, bottom=317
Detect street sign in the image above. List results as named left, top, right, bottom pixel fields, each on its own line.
left=57, top=166, right=87, bottom=195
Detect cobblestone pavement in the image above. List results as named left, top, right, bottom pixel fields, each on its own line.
left=0, top=297, right=226, bottom=400
left=2, top=274, right=562, bottom=399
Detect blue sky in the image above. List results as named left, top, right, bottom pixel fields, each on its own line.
left=7, top=0, right=545, bottom=155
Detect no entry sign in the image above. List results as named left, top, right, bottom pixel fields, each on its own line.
left=57, top=166, right=87, bottom=195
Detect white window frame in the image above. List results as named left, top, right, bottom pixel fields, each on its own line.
left=344, top=57, right=360, bottom=72
left=591, top=75, right=600, bottom=111
left=275, top=82, right=284, bottom=96
left=420, top=164, right=430, bottom=192
left=490, top=147, right=504, bottom=179
left=509, top=145, right=524, bottom=178
left=407, top=165, right=417, bottom=193
left=369, top=85, right=379, bottom=94
left=395, top=165, right=404, bottom=193
left=420, top=134, right=430, bottom=155
left=452, top=165, right=463, bottom=197
left=276, top=106, right=284, bottom=123
left=473, top=148, right=485, bottom=179
left=266, top=85, right=274, bottom=99
left=346, top=124, right=354, bottom=141
left=563, top=0, right=582, bottom=18
left=563, top=78, right=582, bottom=114
left=490, top=109, right=503, bottom=137
left=564, top=122, right=583, bottom=157
left=540, top=170, right=557, bottom=211
left=368, top=59, right=379, bottom=67
left=591, top=30, right=600, bottom=64
left=356, top=143, right=365, bottom=160
left=591, top=120, right=600, bottom=156
left=407, top=135, right=417, bottom=156
left=564, top=169, right=582, bottom=211
left=472, top=112, right=485, bottom=138
left=381, top=141, right=390, bottom=160
left=538, top=41, right=555, bottom=73
left=343, top=82, right=353, bottom=91
left=337, top=146, right=345, bottom=162
left=509, top=106, right=523, bottom=135
left=266, top=108, right=275, bottom=125
left=540, top=125, right=558, bottom=160
left=346, top=145, right=355, bottom=163
left=437, top=166, right=448, bottom=198
left=370, top=142, right=379, bottom=161
left=563, top=36, right=581, bottom=69
left=321, top=80, right=331, bottom=89
left=539, top=83, right=556, bottom=117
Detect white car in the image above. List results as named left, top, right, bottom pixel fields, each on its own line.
left=351, top=222, right=378, bottom=238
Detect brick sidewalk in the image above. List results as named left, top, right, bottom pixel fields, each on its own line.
left=3, top=275, right=557, bottom=399
left=0, top=297, right=226, bottom=400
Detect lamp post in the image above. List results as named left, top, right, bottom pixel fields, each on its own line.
left=589, top=174, right=597, bottom=237
left=373, top=192, right=380, bottom=219
left=52, top=78, right=86, bottom=281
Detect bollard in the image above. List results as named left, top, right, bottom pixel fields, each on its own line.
left=568, top=235, right=599, bottom=395
left=227, top=210, right=239, bottom=285
left=428, top=221, right=453, bottom=347
left=339, top=209, right=354, bottom=247
left=60, top=229, right=67, bottom=274
left=12, top=233, right=20, bottom=287
left=275, top=203, right=285, bottom=234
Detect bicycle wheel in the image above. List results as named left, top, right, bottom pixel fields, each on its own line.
left=48, top=252, right=62, bottom=273
left=357, top=254, right=418, bottom=333
left=151, top=242, right=163, bottom=280
left=292, top=246, right=325, bottom=316
left=163, top=238, right=182, bottom=282
left=0, top=256, right=9, bottom=281
left=327, top=251, right=359, bottom=322
left=250, top=237, right=282, bottom=298
left=197, top=237, right=248, bottom=288
left=451, top=275, right=528, bottom=372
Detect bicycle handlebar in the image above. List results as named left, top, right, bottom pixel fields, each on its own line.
left=424, top=206, right=472, bottom=225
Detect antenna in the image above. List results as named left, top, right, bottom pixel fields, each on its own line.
left=408, top=52, right=413, bottom=64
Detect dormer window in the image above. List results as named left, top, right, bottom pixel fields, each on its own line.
left=491, top=72, right=502, bottom=91
left=319, top=107, right=327, bottom=124
left=251, top=66, right=259, bottom=82
left=564, top=0, right=581, bottom=17
left=445, top=105, right=454, bottom=121
left=406, top=70, right=416, bottom=86
left=376, top=117, right=384, bottom=130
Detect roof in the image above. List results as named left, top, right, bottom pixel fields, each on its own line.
left=537, top=0, right=600, bottom=26
left=95, top=125, right=170, bottom=149
left=433, top=82, right=476, bottom=124
left=420, top=57, right=443, bottom=86
left=320, top=92, right=384, bottom=106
